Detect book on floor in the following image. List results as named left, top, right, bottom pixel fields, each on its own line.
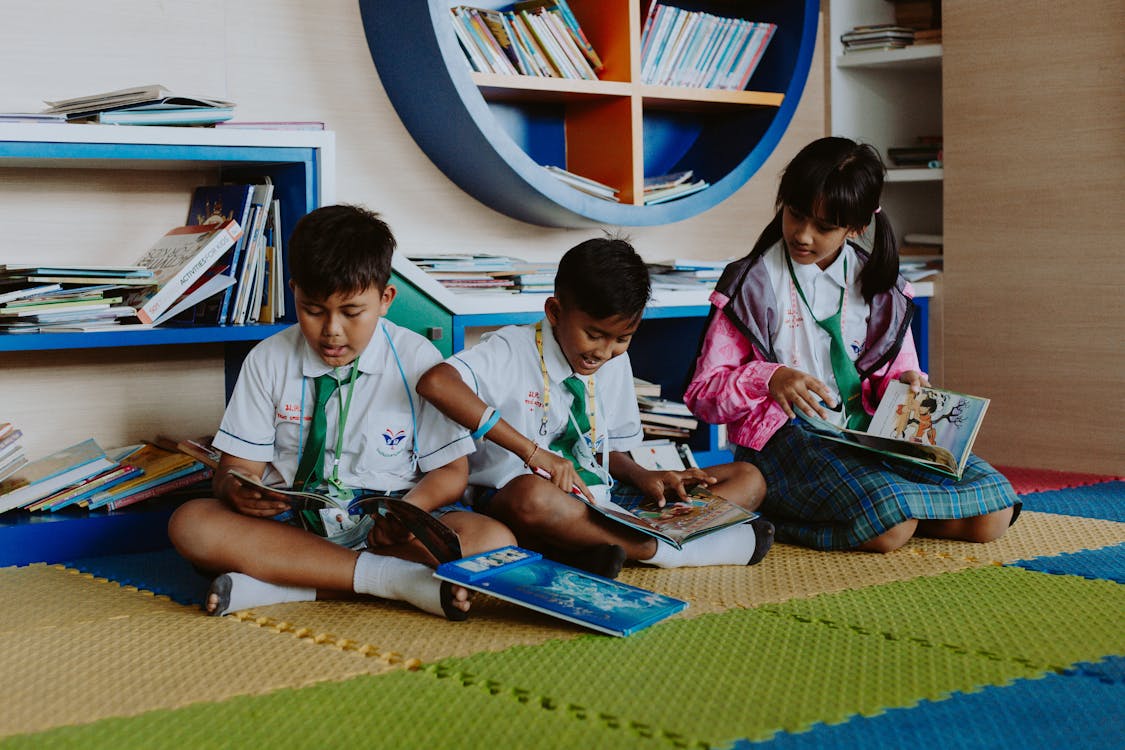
left=0, top=439, right=117, bottom=514
left=797, top=381, right=990, bottom=479
left=434, top=546, right=688, bottom=637
left=127, top=220, right=243, bottom=325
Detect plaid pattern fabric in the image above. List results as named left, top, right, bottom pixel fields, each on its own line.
left=735, top=422, right=1018, bottom=550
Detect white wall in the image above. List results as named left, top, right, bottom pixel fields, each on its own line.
left=0, top=1, right=827, bottom=457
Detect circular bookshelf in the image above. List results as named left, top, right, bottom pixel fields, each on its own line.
left=360, top=0, right=817, bottom=227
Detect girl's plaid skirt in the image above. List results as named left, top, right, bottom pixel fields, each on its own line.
left=734, top=421, right=1018, bottom=550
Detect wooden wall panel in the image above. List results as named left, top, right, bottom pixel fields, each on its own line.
left=943, top=1, right=1125, bottom=473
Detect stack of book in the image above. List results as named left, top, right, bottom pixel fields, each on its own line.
left=840, top=25, right=918, bottom=53
left=887, top=137, right=943, bottom=168
left=632, top=378, right=698, bottom=442
left=450, top=1, right=603, bottom=80
left=899, top=233, right=943, bottom=281
left=0, top=438, right=212, bottom=515
left=643, top=171, right=710, bottom=205
left=544, top=165, right=620, bottom=202
left=0, top=269, right=150, bottom=332
left=41, top=84, right=235, bottom=126
left=645, top=257, right=727, bottom=292
left=410, top=254, right=557, bottom=296
left=640, top=3, right=777, bottom=90
left=0, top=422, right=27, bottom=484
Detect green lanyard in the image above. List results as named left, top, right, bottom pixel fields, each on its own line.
left=785, top=252, right=868, bottom=430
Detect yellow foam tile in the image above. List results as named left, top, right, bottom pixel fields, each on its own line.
left=895, top=510, right=1125, bottom=564
left=0, top=564, right=185, bottom=635
left=0, top=609, right=402, bottom=738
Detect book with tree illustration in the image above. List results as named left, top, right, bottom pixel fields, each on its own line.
left=435, top=546, right=687, bottom=637
left=798, top=381, right=990, bottom=479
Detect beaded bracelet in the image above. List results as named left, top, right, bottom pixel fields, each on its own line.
left=470, top=406, right=501, bottom=441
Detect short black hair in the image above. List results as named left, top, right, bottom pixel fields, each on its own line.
left=287, top=204, right=395, bottom=300
left=554, top=237, right=651, bottom=320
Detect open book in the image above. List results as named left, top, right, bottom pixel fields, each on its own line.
left=798, top=381, right=990, bottom=479
left=435, top=546, right=687, bottom=637
left=586, top=483, right=757, bottom=550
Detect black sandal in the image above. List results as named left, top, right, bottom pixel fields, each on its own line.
left=747, top=517, right=775, bottom=566
left=205, top=574, right=233, bottom=616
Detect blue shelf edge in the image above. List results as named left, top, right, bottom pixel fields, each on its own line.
left=0, top=323, right=293, bottom=352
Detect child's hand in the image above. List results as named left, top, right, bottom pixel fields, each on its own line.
left=528, top=448, right=594, bottom=501
left=768, top=366, right=836, bottom=420
left=637, top=468, right=717, bottom=507
left=897, top=370, right=931, bottom=392
left=367, top=511, right=414, bottom=548
left=223, top=471, right=289, bottom=518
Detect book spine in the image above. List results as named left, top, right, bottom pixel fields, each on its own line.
left=105, top=467, right=212, bottom=511
left=137, top=222, right=241, bottom=325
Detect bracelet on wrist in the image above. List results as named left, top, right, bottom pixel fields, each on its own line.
left=470, top=406, right=501, bottom=441
left=523, top=443, right=540, bottom=467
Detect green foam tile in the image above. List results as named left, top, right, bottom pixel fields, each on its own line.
left=0, top=669, right=655, bottom=750
left=765, top=566, right=1125, bottom=672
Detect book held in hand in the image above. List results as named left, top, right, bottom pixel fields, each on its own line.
left=798, top=381, right=990, bottom=479
left=435, top=546, right=687, bottom=637
left=590, top=483, right=757, bottom=550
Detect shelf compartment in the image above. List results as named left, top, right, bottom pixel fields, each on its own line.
left=835, top=44, right=943, bottom=70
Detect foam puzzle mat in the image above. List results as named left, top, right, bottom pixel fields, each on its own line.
left=0, top=468, right=1122, bottom=749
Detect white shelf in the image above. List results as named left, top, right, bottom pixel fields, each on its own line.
left=835, top=44, right=942, bottom=70
left=886, top=167, right=943, bottom=182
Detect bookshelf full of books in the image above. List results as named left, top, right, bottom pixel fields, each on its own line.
left=360, top=1, right=818, bottom=227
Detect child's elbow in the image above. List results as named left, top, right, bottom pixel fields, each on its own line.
left=416, top=362, right=452, bottom=401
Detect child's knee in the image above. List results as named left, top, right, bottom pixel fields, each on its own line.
left=963, top=509, right=1013, bottom=543
left=494, top=475, right=577, bottom=527
left=857, top=519, right=918, bottom=553
left=167, top=497, right=226, bottom=555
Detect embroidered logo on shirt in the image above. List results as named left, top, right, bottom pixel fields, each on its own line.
left=377, top=428, right=407, bottom=457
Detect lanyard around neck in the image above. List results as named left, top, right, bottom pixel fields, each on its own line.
left=534, top=320, right=596, bottom=442
left=785, top=248, right=847, bottom=324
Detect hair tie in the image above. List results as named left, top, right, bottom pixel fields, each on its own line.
left=873, top=206, right=882, bottom=215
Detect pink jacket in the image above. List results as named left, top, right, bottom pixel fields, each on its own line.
left=684, top=290, right=922, bottom=451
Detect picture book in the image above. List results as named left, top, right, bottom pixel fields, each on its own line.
left=588, top=483, right=757, bottom=550
left=227, top=470, right=463, bottom=559
left=127, top=220, right=242, bottom=325
left=0, top=439, right=117, bottom=514
left=83, top=443, right=206, bottom=510
left=798, top=381, right=990, bottom=479
left=435, top=546, right=687, bottom=637
left=181, top=183, right=255, bottom=325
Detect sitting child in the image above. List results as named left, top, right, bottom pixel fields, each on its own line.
left=168, top=204, right=514, bottom=619
left=416, top=237, right=773, bottom=578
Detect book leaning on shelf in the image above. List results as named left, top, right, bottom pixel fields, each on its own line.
left=127, top=219, right=242, bottom=325
left=0, top=439, right=117, bottom=515
left=797, top=381, right=990, bottom=479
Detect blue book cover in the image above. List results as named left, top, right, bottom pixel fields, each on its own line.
left=180, top=183, right=254, bottom=325
left=435, top=546, right=688, bottom=637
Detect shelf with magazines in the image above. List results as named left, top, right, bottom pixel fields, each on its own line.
left=359, top=0, right=818, bottom=227
left=0, top=123, right=336, bottom=391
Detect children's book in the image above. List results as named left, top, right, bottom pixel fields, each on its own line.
left=587, top=483, right=757, bottom=550
left=798, top=381, right=990, bottom=479
left=227, top=469, right=464, bottom=558
left=435, top=546, right=688, bottom=637
left=180, top=183, right=255, bottom=325
left=0, top=439, right=117, bottom=514
left=126, top=220, right=242, bottom=325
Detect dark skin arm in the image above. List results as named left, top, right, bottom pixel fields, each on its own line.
left=608, top=451, right=717, bottom=507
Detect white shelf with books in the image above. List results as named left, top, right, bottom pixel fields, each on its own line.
left=0, top=123, right=335, bottom=360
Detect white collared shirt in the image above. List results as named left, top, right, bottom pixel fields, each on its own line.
left=766, top=241, right=870, bottom=426
left=213, top=318, right=470, bottom=490
left=445, top=317, right=643, bottom=489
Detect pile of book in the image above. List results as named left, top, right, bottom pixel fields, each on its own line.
left=450, top=1, right=603, bottom=79
left=887, top=137, right=943, bottom=168
left=840, top=25, right=919, bottom=53
left=633, top=377, right=698, bottom=442
left=0, top=267, right=151, bottom=332
left=645, top=258, right=727, bottom=292
left=410, top=254, right=557, bottom=295
left=544, top=165, right=620, bottom=202
left=899, top=233, right=943, bottom=281
left=643, top=171, right=710, bottom=205
left=0, top=422, right=27, bottom=485
left=0, top=437, right=213, bottom=516
left=640, top=3, right=777, bottom=90
left=41, top=84, right=235, bottom=126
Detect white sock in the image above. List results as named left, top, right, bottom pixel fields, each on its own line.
left=207, top=572, right=315, bottom=616
left=352, top=552, right=445, bottom=617
left=643, top=522, right=757, bottom=568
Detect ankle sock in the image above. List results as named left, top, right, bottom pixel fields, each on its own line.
left=352, top=552, right=465, bottom=620
left=206, top=572, right=314, bottom=616
left=643, top=520, right=766, bottom=568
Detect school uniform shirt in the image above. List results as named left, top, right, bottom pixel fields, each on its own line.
left=445, top=317, right=644, bottom=490
left=213, top=318, right=470, bottom=491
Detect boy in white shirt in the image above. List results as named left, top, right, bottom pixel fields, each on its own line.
left=168, top=204, right=514, bottom=619
left=417, top=238, right=772, bottom=578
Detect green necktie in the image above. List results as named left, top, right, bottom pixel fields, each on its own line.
left=549, top=375, right=601, bottom=486
left=294, top=373, right=340, bottom=491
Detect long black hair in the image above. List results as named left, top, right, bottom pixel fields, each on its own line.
left=746, top=137, right=898, bottom=302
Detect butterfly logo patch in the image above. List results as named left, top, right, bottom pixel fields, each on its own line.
left=378, top=428, right=407, bottom=457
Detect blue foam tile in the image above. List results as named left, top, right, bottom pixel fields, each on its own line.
left=1013, top=543, right=1125, bottom=584
left=737, top=657, right=1125, bottom=750
left=1019, top=481, right=1125, bottom=522
left=66, top=546, right=210, bottom=608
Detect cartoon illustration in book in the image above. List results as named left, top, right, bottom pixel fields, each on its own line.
left=890, top=387, right=970, bottom=445
left=191, top=198, right=235, bottom=226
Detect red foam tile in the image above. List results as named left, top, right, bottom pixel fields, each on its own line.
left=996, top=465, right=1124, bottom=494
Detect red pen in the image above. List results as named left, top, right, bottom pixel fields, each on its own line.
left=530, top=465, right=586, bottom=498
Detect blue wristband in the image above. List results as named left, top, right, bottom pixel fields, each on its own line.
left=470, top=407, right=501, bottom=441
